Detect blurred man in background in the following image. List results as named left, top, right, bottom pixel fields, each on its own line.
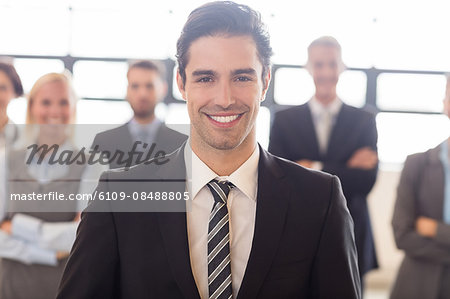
left=91, top=60, right=187, bottom=169
left=269, top=36, right=379, bottom=291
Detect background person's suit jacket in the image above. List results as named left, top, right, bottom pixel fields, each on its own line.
left=268, top=102, right=379, bottom=276
left=91, top=122, right=187, bottom=169
left=391, top=143, right=450, bottom=299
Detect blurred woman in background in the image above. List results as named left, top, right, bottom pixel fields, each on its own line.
left=0, top=62, right=23, bottom=216
left=391, top=75, right=450, bottom=299
left=0, top=72, right=103, bottom=299
left=0, top=62, right=23, bottom=140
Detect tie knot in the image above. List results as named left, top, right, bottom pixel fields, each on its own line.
left=207, top=179, right=233, bottom=204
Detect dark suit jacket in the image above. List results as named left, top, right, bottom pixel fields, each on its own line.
left=57, top=144, right=361, bottom=298
left=268, top=103, right=379, bottom=275
left=391, top=143, right=450, bottom=299
left=91, top=121, right=187, bottom=169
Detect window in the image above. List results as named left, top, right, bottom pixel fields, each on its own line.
left=377, top=73, right=446, bottom=113
left=14, top=59, right=65, bottom=93
left=274, top=68, right=313, bottom=106
left=274, top=68, right=366, bottom=107
left=73, top=61, right=128, bottom=99
left=76, top=100, right=132, bottom=124
left=0, top=6, right=70, bottom=56
left=376, top=112, right=449, bottom=164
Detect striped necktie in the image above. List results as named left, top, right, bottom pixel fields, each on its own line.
left=206, top=179, right=234, bottom=299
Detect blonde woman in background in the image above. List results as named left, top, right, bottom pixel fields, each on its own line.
left=0, top=72, right=104, bottom=299
left=391, top=75, right=450, bottom=299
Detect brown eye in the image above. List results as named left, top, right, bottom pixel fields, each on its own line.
left=197, top=77, right=213, bottom=83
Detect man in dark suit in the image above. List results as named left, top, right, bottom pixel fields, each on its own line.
left=91, top=60, right=187, bottom=169
left=57, top=3, right=361, bottom=298
left=269, top=36, right=379, bottom=288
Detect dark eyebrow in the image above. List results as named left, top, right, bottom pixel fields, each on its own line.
left=191, top=69, right=217, bottom=77
left=232, top=68, right=257, bottom=76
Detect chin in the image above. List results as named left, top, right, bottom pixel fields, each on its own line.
left=205, top=137, right=242, bottom=151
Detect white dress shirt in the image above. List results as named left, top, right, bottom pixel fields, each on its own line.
left=309, top=96, right=342, bottom=153
left=185, top=141, right=259, bottom=299
left=128, top=117, right=161, bottom=144
left=308, top=97, right=343, bottom=170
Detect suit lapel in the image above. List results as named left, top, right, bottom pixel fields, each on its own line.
left=156, top=144, right=201, bottom=299
left=237, top=147, right=289, bottom=298
left=298, top=105, right=321, bottom=158
left=117, top=122, right=134, bottom=149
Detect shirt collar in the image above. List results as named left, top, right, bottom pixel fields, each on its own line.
left=309, top=96, right=342, bottom=118
left=128, top=117, right=161, bottom=139
left=184, top=140, right=259, bottom=201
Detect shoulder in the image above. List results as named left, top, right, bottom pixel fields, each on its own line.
left=262, top=151, right=343, bottom=217
left=404, top=145, right=439, bottom=167
left=271, top=105, right=309, bottom=130
left=341, top=103, right=376, bottom=121
left=274, top=104, right=308, bottom=118
left=92, top=124, right=129, bottom=145
left=263, top=150, right=336, bottom=193
left=158, top=124, right=188, bottom=141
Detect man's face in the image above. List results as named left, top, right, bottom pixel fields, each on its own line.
left=127, top=68, right=167, bottom=119
left=307, top=45, right=343, bottom=99
left=177, top=35, right=270, bottom=152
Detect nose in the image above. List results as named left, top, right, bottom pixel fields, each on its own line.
left=49, top=103, right=62, bottom=119
left=214, top=81, right=235, bottom=108
left=138, top=86, right=148, bottom=98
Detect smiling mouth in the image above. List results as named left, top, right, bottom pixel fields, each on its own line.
left=208, top=114, right=243, bottom=123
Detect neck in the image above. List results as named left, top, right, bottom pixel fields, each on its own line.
left=190, top=132, right=256, bottom=176
left=315, top=92, right=336, bottom=107
left=134, top=114, right=155, bottom=125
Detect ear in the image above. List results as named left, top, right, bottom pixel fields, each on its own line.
left=338, top=60, right=346, bottom=74
left=260, top=68, right=271, bottom=102
left=176, top=70, right=187, bottom=101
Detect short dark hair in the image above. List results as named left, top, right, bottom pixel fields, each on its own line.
left=127, top=60, right=166, bottom=80
left=0, top=62, right=24, bottom=97
left=176, top=1, right=272, bottom=87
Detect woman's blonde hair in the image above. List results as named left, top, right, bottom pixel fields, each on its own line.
left=26, top=71, right=78, bottom=124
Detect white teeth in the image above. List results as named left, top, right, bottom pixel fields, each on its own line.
left=210, top=115, right=239, bottom=123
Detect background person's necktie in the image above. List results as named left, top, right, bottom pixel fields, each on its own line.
left=206, top=179, right=234, bottom=299
left=317, top=109, right=333, bottom=154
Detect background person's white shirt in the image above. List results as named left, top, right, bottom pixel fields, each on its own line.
left=185, top=142, right=259, bottom=299
left=308, top=97, right=343, bottom=170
